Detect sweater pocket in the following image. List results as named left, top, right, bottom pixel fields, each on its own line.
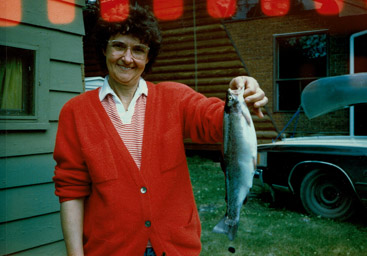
left=167, top=207, right=202, bottom=253
left=82, top=139, right=118, bottom=183
left=159, top=127, right=186, bottom=173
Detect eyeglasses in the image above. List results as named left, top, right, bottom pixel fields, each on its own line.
left=107, top=40, right=150, bottom=60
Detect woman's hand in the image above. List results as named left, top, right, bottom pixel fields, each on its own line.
left=229, top=76, right=268, bottom=118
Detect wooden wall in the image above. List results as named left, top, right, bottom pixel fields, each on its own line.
left=83, top=0, right=278, bottom=147
left=144, top=0, right=278, bottom=145
left=0, top=0, right=85, bottom=254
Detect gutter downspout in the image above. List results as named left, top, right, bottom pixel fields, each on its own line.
left=193, top=0, right=198, bottom=92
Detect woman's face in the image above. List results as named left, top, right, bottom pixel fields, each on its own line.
left=104, top=34, right=149, bottom=88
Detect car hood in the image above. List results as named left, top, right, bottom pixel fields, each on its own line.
left=259, top=136, right=367, bottom=149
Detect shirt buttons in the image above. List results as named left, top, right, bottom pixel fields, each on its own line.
left=140, top=187, right=147, bottom=194
left=145, top=221, right=151, bottom=227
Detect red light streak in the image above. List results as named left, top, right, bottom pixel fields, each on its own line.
left=154, top=0, right=183, bottom=20
left=0, top=0, right=22, bottom=27
left=48, top=0, right=76, bottom=24
left=1, top=0, right=361, bottom=27
left=100, top=0, right=129, bottom=22
left=207, top=0, right=237, bottom=18
left=261, top=0, right=290, bottom=16
left=314, top=0, right=343, bottom=15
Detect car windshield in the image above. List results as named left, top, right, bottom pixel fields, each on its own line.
left=301, top=73, right=367, bottom=119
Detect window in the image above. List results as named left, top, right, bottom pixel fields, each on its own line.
left=275, top=32, right=328, bottom=111
left=232, top=0, right=264, bottom=20
left=232, top=0, right=318, bottom=20
left=0, top=45, right=35, bottom=116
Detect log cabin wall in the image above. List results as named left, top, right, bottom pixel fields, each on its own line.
left=83, top=0, right=278, bottom=148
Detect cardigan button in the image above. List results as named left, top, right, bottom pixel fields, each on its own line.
left=140, top=187, right=147, bottom=194
left=145, top=221, right=151, bottom=227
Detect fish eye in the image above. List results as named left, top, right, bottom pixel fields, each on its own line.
left=228, top=96, right=233, bottom=101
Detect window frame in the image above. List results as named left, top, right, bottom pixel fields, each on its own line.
left=273, top=30, right=330, bottom=113
left=0, top=45, right=36, bottom=117
left=0, top=39, right=49, bottom=130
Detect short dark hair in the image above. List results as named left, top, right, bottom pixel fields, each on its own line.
left=94, top=4, right=162, bottom=74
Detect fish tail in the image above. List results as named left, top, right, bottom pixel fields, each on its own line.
left=212, top=216, right=239, bottom=241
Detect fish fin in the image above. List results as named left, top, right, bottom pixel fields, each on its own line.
left=241, top=109, right=252, bottom=126
left=223, top=114, right=229, bottom=155
left=213, top=216, right=239, bottom=241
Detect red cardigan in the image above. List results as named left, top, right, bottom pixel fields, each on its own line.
left=53, top=81, right=224, bottom=256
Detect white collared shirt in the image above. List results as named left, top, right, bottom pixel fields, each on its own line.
left=99, top=76, right=148, bottom=124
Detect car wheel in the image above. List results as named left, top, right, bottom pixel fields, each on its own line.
left=300, top=169, right=356, bottom=220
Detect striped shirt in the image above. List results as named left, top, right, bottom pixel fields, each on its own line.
left=100, top=79, right=152, bottom=248
left=99, top=77, right=147, bottom=169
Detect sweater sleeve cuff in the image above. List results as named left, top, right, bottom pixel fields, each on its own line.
left=53, top=168, right=91, bottom=202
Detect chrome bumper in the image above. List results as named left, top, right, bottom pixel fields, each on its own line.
left=254, top=168, right=264, bottom=186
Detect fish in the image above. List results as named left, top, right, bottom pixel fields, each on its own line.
left=213, top=87, right=257, bottom=241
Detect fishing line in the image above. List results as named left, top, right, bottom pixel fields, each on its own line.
left=193, top=0, right=198, bottom=92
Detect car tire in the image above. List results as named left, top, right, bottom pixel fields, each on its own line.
left=300, top=169, right=356, bottom=220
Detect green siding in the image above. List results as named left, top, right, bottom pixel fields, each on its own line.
left=49, top=91, right=81, bottom=121
left=11, top=241, right=66, bottom=256
left=1, top=183, right=59, bottom=222
left=21, top=0, right=85, bottom=35
left=50, top=60, right=84, bottom=92
left=1, top=25, right=84, bottom=64
left=0, top=153, right=55, bottom=188
left=50, top=32, right=84, bottom=63
left=0, top=0, right=85, bottom=254
left=0, top=213, right=63, bottom=255
left=0, top=123, right=58, bottom=157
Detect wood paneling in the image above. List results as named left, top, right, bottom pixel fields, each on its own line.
left=0, top=123, right=58, bottom=157
left=1, top=1, right=85, bottom=254
left=0, top=213, right=63, bottom=255
left=144, top=0, right=277, bottom=147
left=49, top=91, right=81, bottom=121
left=82, top=0, right=277, bottom=146
left=20, top=0, right=85, bottom=35
left=145, top=15, right=246, bottom=103
left=49, top=31, right=84, bottom=64
left=0, top=153, right=55, bottom=189
left=1, top=183, right=59, bottom=223
left=50, top=60, right=84, bottom=92
left=11, top=241, right=66, bottom=256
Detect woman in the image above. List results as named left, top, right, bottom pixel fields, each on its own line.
left=53, top=4, right=268, bottom=256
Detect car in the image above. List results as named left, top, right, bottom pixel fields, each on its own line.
left=256, top=73, right=367, bottom=220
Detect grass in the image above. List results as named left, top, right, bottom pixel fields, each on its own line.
left=187, top=154, right=367, bottom=256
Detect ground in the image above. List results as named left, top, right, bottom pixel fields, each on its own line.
left=187, top=154, right=367, bottom=256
